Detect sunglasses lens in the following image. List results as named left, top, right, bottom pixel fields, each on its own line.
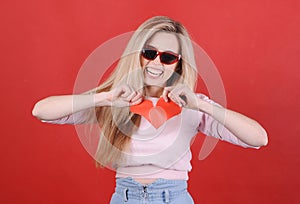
left=142, top=49, right=180, bottom=65
left=142, top=49, right=157, bottom=60
left=160, top=53, right=179, bottom=64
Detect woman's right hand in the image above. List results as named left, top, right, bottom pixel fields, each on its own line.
left=96, top=85, right=143, bottom=107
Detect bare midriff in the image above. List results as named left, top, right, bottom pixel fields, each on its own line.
left=134, top=178, right=158, bottom=185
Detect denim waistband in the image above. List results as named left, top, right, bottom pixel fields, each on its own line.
left=114, top=177, right=188, bottom=203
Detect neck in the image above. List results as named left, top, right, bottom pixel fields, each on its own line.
left=145, top=86, right=164, bottom=97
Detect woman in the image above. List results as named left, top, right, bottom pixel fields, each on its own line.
left=32, top=16, right=268, bottom=203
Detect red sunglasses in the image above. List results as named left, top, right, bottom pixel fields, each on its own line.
left=141, top=48, right=181, bottom=65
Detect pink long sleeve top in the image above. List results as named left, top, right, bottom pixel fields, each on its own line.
left=42, top=94, right=259, bottom=180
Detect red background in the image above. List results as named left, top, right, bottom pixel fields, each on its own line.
left=1, top=0, right=299, bottom=203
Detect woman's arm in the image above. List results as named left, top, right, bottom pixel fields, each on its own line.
left=32, top=92, right=108, bottom=121
left=32, top=85, right=143, bottom=121
left=162, top=85, right=268, bottom=147
left=197, top=98, right=268, bottom=147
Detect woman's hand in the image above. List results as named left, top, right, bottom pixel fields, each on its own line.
left=162, top=84, right=200, bottom=109
left=97, top=85, right=143, bottom=107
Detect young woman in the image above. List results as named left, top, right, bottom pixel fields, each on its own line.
left=32, top=16, right=268, bottom=203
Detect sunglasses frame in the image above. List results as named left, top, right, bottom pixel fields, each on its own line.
left=141, top=48, right=181, bottom=65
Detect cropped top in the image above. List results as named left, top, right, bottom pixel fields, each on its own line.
left=42, top=94, right=259, bottom=180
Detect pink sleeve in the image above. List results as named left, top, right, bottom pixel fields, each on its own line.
left=197, top=94, right=259, bottom=149
left=41, top=109, right=92, bottom=125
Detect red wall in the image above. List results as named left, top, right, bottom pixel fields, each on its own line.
left=1, top=0, right=299, bottom=203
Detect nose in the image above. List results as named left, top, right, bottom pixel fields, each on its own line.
left=150, top=54, right=163, bottom=65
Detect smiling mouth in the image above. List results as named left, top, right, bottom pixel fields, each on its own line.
left=146, top=67, right=164, bottom=77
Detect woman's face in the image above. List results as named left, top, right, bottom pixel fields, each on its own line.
left=140, top=32, right=180, bottom=87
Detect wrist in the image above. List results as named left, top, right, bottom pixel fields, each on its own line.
left=94, top=91, right=112, bottom=106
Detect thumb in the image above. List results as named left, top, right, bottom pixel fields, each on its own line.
left=162, top=86, right=173, bottom=102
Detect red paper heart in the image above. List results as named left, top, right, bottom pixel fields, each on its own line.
left=149, top=106, right=166, bottom=128
left=130, top=97, right=182, bottom=128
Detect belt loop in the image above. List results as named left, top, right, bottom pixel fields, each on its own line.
left=123, top=188, right=128, bottom=202
left=164, top=189, right=170, bottom=203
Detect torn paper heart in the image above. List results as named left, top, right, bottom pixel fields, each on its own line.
left=130, top=97, right=182, bottom=128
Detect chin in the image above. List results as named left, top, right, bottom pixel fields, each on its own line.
left=144, top=78, right=166, bottom=87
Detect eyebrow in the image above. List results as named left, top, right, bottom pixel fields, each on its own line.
left=144, top=44, right=179, bottom=54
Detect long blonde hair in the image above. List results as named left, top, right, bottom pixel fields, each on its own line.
left=92, top=16, right=197, bottom=168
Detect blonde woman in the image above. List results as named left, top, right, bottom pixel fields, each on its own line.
left=32, top=16, right=268, bottom=204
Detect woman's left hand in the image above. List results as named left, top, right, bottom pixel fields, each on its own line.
left=162, top=84, right=200, bottom=109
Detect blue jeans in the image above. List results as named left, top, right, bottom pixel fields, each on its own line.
left=110, top=177, right=194, bottom=204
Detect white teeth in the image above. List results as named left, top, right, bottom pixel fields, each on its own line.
left=146, top=67, right=163, bottom=76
